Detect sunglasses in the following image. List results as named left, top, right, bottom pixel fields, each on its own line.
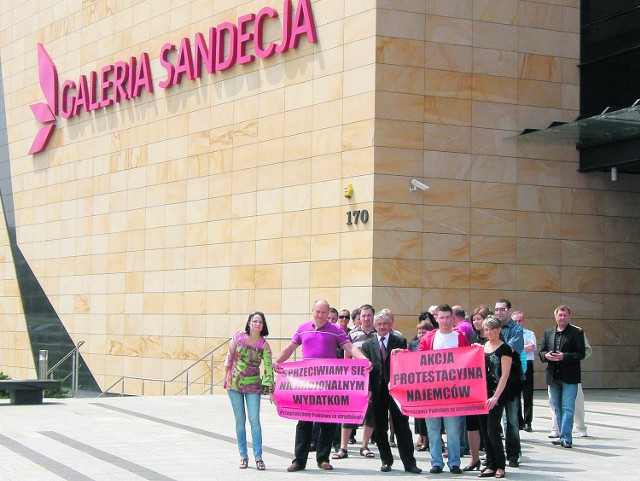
left=338, top=315, right=350, bottom=319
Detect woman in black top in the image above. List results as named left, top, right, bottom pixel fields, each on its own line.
left=463, top=306, right=491, bottom=472
left=478, top=315, right=512, bottom=479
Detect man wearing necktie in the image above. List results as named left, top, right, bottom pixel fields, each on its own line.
left=361, top=312, right=422, bottom=474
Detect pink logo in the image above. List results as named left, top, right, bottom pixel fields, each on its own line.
left=28, top=0, right=318, bottom=155
left=29, top=43, right=58, bottom=154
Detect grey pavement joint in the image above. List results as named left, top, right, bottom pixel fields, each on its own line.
left=0, top=390, right=638, bottom=480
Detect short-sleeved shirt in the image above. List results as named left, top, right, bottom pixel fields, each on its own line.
left=348, top=326, right=376, bottom=349
left=523, top=328, right=537, bottom=361
left=433, top=331, right=463, bottom=350
left=455, top=321, right=475, bottom=344
left=485, top=342, right=513, bottom=401
left=292, top=321, right=351, bottom=359
left=225, top=331, right=274, bottom=394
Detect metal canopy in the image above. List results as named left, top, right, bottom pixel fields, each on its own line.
left=509, top=100, right=640, bottom=174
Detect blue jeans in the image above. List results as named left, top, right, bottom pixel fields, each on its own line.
left=458, top=416, right=469, bottom=453
left=228, top=390, right=262, bottom=460
left=502, top=397, right=521, bottom=461
left=426, top=416, right=461, bottom=469
left=549, top=380, right=578, bottom=443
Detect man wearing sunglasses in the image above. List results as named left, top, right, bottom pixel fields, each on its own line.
left=494, top=299, right=524, bottom=468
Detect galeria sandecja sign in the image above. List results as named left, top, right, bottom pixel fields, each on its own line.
left=29, top=0, right=317, bottom=154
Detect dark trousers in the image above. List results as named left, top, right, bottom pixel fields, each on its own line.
left=311, top=422, right=339, bottom=446
left=478, top=405, right=506, bottom=471
left=518, top=360, right=534, bottom=426
left=503, top=397, right=521, bottom=461
left=294, top=420, right=334, bottom=467
left=372, top=385, right=417, bottom=469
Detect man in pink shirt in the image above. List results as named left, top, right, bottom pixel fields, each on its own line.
left=452, top=305, right=475, bottom=344
left=274, top=299, right=370, bottom=472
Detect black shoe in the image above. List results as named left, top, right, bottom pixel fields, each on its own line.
left=450, top=466, right=463, bottom=474
left=430, top=466, right=443, bottom=474
left=561, top=440, right=573, bottom=448
left=380, top=464, right=392, bottom=472
left=405, top=465, right=422, bottom=474
left=462, top=461, right=481, bottom=471
left=478, top=470, right=495, bottom=478
left=508, top=459, right=519, bottom=468
left=524, top=424, right=533, bottom=432
left=551, top=439, right=562, bottom=445
left=309, top=443, right=316, bottom=452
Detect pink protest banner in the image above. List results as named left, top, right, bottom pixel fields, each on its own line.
left=275, top=358, right=369, bottom=423
left=389, top=346, right=488, bottom=418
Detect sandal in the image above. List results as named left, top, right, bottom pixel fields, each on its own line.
left=256, top=459, right=266, bottom=471
left=332, top=448, right=348, bottom=459
left=359, top=447, right=375, bottom=458
left=239, top=458, right=249, bottom=469
left=478, top=469, right=495, bottom=478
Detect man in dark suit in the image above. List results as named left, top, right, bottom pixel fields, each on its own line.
left=539, top=305, right=586, bottom=448
left=361, top=312, right=422, bottom=474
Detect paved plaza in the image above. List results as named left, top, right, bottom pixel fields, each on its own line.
left=0, top=389, right=638, bottom=480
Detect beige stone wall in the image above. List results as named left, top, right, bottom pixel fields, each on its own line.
left=0, top=227, right=35, bottom=379
left=372, top=0, right=640, bottom=388
left=0, top=1, right=638, bottom=393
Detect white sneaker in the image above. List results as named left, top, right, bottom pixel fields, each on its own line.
left=578, top=431, right=588, bottom=437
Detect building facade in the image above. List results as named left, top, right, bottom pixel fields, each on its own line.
left=1, top=0, right=639, bottom=394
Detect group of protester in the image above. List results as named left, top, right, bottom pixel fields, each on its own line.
left=222, top=298, right=589, bottom=477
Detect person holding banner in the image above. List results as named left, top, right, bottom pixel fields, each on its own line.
left=419, top=304, right=469, bottom=475
left=332, top=304, right=377, bottom=460
left=478, top=315, right=513, bottom=479
left=409, top=314, right=436, bottom=452
left=273, top=299, right=371, bottom=473
left=223, top=311, right=275, bottom=471
left=463, top=305, right=491, bottom=472
left=361, top=312, right=422, bottom=474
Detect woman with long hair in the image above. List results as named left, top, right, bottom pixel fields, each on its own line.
left=224, top=311, right=274, bottom=471
left=410, top=313, right=436, bottom=451
left=463, top=306, right=491, bottom=471
left=471, top=306, right=491, bottom=345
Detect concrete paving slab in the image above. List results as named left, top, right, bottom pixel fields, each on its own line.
left=0, top=389, right=638, bottom=480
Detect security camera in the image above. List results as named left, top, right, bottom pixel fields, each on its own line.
left=410, top=178, right=430, bottom=192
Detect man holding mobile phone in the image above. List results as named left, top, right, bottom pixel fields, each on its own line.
left=539, top=306, right=586, bottom=449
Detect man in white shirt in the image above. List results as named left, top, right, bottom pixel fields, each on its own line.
left=512, top=311, right=536, bottom=432
left=419, top=304, right=470, bottom=475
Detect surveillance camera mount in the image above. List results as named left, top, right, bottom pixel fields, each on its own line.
left=409, top=178, right=430, bottom=192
